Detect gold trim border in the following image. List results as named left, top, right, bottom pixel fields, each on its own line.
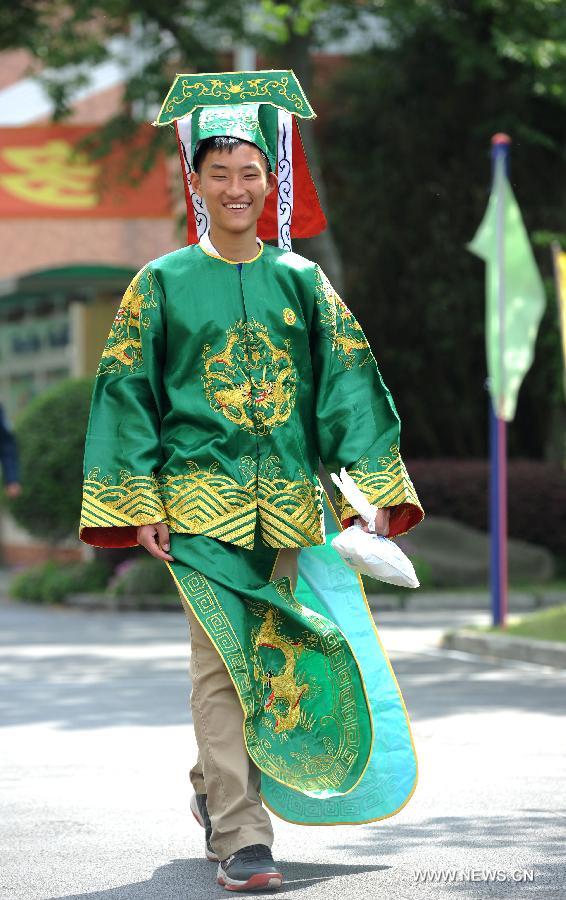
left=198, top=241, right=264, bottom=266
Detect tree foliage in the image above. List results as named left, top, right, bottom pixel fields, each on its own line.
left=8, top=379, right=94, bottom=541
left=323, top=0, right=566, bottom=459
left=0, top=0, right=359, bottom=160
left=0, top=0, right=362, bottom=283
left=3, top=0, right=565, bottom=459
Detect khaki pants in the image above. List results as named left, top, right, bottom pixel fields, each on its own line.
left=183, top=548, right=298, bottom=861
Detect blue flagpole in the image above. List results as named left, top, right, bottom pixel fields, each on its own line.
left=489, top=134, right=510, bottom=628
left=488, top=395, right=500, bottom=624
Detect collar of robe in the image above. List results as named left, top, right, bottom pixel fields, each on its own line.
left=199, top=229, right=264, bottom=265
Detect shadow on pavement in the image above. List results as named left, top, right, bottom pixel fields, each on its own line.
left=395, top=654, right=566, bottom=721
left=0, top=603, right=194, bottom=729
left=335, top=812, right=566, bottom=856
left=2, top=601, right=566, bottom=732
left=48, top=859, right=389, bottom=900
left=0, top=603, right=188, bottom=648
left=0, top=654, right=193, bottom=729
left=331, top=816, right=566, bottom=897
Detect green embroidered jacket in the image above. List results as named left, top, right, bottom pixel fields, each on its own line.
left=80, top=242, right=423, bottom=549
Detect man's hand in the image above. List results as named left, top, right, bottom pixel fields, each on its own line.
left=356, top=507, right=390, bottom=536
left=137, top=522, right=174, bottom=561
left=5, top=483, right=22, bottom=499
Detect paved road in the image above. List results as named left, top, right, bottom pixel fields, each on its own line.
left=1, top=598, right=565, bottom=900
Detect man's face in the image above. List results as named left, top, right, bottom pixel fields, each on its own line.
left=190, top=143, right=277, bottom=235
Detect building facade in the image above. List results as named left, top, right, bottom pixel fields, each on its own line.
left=0, top=49, right=179, bottom=563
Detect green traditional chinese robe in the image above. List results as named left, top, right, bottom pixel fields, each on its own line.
left=79, top=240, right=422, bottom=549
left=79, top=237, right=425, bottom=824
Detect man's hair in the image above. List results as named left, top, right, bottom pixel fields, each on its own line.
left=193, top=136, right=271, bottom=174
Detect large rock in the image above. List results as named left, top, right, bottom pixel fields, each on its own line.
left=397, top=516, right=554, bottom=587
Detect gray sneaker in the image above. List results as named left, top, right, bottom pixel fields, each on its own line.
left=189, top=793, right=218, bottom=862
left=217, top=844, right=283, bottom=892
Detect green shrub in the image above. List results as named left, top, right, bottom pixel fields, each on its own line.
left=412, top=556, right=434, bottom=588
left=109, top=557, right=175, bottom=597
left=407, top=459, right=566, bottom=559
left=10, top=558, right=109, bottom=604
left=10, top=564, right=51, bottom=604
left=7, top=378, right=94, bottom=541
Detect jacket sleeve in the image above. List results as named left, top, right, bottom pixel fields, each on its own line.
left=310, top=265, right=423, bottom=538
left=79, top=264, right=168, bottom=548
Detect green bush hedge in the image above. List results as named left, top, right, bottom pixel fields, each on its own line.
left=8, top=378, right=94, bottom=541
left=10, top=558, right=109, bottom=604
left=109, top=557, right=176, bottom=597
left=11, top=552, right=434, bottom=605
left=407, top=459, right=566, bottom=559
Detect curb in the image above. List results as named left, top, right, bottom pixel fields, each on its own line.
left=64, top=592, right=180, bottom=611
left=441, top=629, right=566, bottom=669
left=366, top=589, right=566, bottom=612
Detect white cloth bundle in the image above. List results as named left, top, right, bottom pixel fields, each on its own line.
left=330, top=468, right=420, bottom=589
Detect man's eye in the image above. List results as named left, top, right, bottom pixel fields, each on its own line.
left=211, top=176, right=226, bottom=180
left=244, top=174, right=258, bottom=179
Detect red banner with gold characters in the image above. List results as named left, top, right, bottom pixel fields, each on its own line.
left=0, top=125, right=171, bottom=217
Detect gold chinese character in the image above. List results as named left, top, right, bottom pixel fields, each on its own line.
left=1, top=140, right=99, bottom=208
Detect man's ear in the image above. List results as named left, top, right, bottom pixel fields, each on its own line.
left=266, top=171, right=278, bottom=197
left=190, top=171, right=202, bottom=197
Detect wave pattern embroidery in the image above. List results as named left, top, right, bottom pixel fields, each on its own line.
left=257, top=456, right=323, bottom=548
left=158, top=456, right=324, bottom=549
left=81, top=468, right=165, bottom=528
left=159, top=461, right=256, bottom=549
left=335, top=445, right=421, bottom=523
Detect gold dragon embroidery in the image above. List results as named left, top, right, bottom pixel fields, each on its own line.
left=255, top=609, right=309, bottom=733
left=314, top=266, right=371, bottom=369
left=97, top=267, right=158, bottom=376
left=202, top=319, right=297, bottom=434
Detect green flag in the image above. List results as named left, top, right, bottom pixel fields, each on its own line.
left=468, top=156, right=546, bottom=421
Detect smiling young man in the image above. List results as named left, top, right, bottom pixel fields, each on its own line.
left=191, top=136, right=277, bottom=263
left=80, top=71, right=423, bottom=893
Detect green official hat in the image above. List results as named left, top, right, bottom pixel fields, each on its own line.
left=192, top=102, right=277, bottom=171
left=154, top=69, right=326, bottom=247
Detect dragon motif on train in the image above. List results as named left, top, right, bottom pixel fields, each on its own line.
left=254, top=609, right=309, bottom=733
